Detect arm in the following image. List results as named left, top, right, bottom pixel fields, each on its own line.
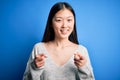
left=23, top=44, right=45, bottom=80
left=76, top=46, right=95, bottom=80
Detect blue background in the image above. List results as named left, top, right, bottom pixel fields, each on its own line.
left=0, top=0, right=120, bottom=80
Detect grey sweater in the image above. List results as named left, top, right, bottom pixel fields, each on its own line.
left=23, top=42, right=95, bottom=80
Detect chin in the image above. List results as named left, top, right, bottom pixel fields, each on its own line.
left=59, top=35, right=70, bottom=39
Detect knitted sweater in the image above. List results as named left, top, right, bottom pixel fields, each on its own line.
left=23, top=42, right=95, bottom=80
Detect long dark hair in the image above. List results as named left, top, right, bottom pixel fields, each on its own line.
left=42, top=2, right=79, bottom=44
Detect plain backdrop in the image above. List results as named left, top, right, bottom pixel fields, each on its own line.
left=0, top=0, right=120, bottom=80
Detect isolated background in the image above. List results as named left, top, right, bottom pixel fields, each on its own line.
left=0, top=0, right=120, bottom=80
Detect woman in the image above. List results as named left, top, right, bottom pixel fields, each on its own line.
left=23, top=2, right=95, bottom=80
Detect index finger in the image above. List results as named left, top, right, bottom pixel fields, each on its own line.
left=36, top=54, right=47, bottom=58
left=76, top=53, right=85, bottom=60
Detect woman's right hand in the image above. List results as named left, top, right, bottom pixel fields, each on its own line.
left=34, top=54, right=47, bottom=68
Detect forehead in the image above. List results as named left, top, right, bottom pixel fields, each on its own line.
left=54, top=8, right=74, bottom=18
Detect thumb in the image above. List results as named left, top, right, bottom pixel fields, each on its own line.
left=74, top=54, right=80, bottom=60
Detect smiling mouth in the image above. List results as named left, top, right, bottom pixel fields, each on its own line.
left=60, top=29, right=69, bottom=34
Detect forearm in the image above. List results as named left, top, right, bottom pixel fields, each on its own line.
left=23, top=61, right=44, bottom=80
left=77, top=64, right=95, bottom=80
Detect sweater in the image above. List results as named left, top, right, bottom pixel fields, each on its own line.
left=23, top=42, right=95, bottom=80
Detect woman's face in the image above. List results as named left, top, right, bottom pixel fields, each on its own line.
left=52, top=8, right=74, bottom=40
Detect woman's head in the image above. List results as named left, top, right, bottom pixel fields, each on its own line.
left=42, top=2, right=79, bottom=44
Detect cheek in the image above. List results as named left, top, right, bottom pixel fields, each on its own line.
left=52, top=25, right=60, bottom=33
left=70, top=27, right=74, bottom=33
left=69, top=20, right=74, bottom=28
left=52, top=23, right=61, bottom=30
left=69, top=23, right=74, bottom=30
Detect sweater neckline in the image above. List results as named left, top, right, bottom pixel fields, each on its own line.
left=41, top=42, right=79, bottom=68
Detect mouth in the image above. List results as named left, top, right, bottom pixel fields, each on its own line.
left=60, top=28, right=69, bottom=34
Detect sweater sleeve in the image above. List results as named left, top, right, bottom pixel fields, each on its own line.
left=77, top=45, right=95, bottom=80
left=23, top=43, right=45, bottom=80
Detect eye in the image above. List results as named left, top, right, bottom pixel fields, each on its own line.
left=56, top=19, right=61, bottom=22
left=67, top=19, right=72, bottom=22
left=55, top=19, right=62, bottom=22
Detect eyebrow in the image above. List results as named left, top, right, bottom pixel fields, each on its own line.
left=55, top=16, right=74, bottom=19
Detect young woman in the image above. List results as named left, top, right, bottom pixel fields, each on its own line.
left=23, top=2, right=95, bottom=80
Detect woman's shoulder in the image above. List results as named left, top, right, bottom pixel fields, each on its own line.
left=78, top=44, right=87, bottom=50
left=33, top=42, right=45, bottom=48
left=72, top=42, right=87, bottom=50
left=75, top=44, right=88, bottom=55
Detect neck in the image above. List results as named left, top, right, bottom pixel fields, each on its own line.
left=52, top=38, right=71, bottom=48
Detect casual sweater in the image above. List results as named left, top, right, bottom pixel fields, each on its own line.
left=23, top=42, right=95, bottom=80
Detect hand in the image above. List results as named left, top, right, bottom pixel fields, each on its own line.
left=74, top=53, right=87, bottom=68
left=34, top=54, right=47, bottom=68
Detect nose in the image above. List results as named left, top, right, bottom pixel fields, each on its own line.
left=62, top=20, right=67, bottom=28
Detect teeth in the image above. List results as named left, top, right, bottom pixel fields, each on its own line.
left=60, top=29, right=68, bottom=34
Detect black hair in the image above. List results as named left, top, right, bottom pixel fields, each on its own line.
left=42, top=2, right=79, bottom=44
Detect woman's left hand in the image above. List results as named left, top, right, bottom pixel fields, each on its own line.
left=74, top=53, right=87, bottom=68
